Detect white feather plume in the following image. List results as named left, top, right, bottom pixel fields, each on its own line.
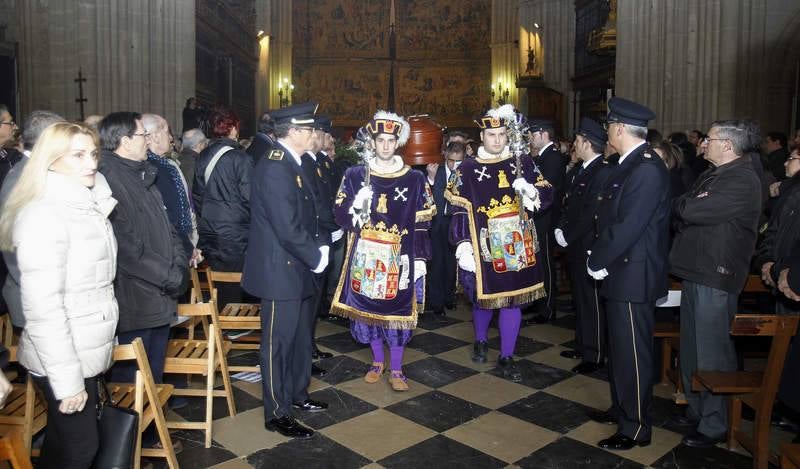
left=372, top=110, right=411, bottom=146
left=487, top=104, right=516, bottom=124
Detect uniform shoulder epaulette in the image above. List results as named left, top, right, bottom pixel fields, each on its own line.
left=268, top=149, right=284, bottom=161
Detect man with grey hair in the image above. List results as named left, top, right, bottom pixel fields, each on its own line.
left=586, top=97, right=671, bottom=451
left=180, top=128, right=208, bottom=191
left=669, top=120, right=762, bottom=448
left=1, top=110, right=66, bottom=326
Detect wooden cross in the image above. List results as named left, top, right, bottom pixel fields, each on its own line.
left=74, top=68, right=87, bottom=121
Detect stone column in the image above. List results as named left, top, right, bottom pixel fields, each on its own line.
left=17, top=0, right=195, bottom=129
left=268, top=0, right=292, bottom=110
left=615, top=0, right=799, bottom=133
left=492, top=0, right=520, bottom=107
left=255, top=0, right=272, bottom=117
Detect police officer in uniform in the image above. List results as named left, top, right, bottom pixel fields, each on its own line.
left=554, top=118, right=609, bottom=373
left=242, top=102, right=330, bottom=439
left=586, top=97, right=671, bottom=450
left=527, top=120, right=567, bottom=324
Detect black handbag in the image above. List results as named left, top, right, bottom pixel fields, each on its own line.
left=93, top=376, right=139, bottom=469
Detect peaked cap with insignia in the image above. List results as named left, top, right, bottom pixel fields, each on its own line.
left=366, top=110, right=410, bottom=147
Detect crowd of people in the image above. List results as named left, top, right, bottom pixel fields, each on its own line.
left=0, top=95, right=799, bottom=466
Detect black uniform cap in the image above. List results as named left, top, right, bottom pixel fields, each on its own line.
left=270, top=102, right=318, bottom=126
left=606, top=97, right=655, bottom=127
left=575, top=117, right=607, bottom=146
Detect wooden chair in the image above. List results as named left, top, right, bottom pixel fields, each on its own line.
left=781, top=443, right=800, bottom=468
left=204, top=268, right=261, bottom=373
left=108, top=337, right=179, bottom=469
left=0, top=428, right=32, bottom=469
left=0, top=319, right=46, bottom=457
left=164, top=301, right=237, bottom=448
left=692, top=314, right=800, bottom=469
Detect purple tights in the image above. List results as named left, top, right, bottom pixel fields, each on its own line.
left=370, top=339, right=405, bottom=372
left=473, top=306, right=521, bottom=358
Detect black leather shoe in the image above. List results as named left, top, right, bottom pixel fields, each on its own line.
left=571, top=362, right=602, bottom=374
left=497, top=356, right=522, bottom=382
left=292, top=399, right=329, bottom=412
left=587, top=409, right=617, bottom=425
left=560, top=350, right=583, bottom=360
left=526, top=314, right=553, bottom=325
left=311, top=363, right=327, bottom=377
left=312, top=350, right=333, bottom=360
left=598, top=433, right=650, bottom=450
left=669, top=414, right=700, bottom=428
left=681, top=430, right=724, bottom=448
left=433, top=308, right=447, bottom=317
left=445, top=302, right=455, bottom=310
left=265, top=416, right=314, bottom=439
left=472, top=340, right=488, bottom=363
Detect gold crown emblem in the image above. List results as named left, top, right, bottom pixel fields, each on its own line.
left=360, top=221, right=408, bottom=243
left=476, top=195, right=520, bottom=218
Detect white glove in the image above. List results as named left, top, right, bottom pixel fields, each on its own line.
left=585, top=250, right=608, bottom=280
left=414, top=260, right=426, bottom=281
left=512, top=177, right=541, bottom=212
left=455, top=242, right=476, bottom=273
left=554, top=228, right=568, bottom=248
left=331, top=228, right=344, bottom=243
left=349, top=186, right=373, bottom=228
left=312, top=245, right=330, bottom=273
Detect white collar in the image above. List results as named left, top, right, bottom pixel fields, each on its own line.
left=369, top=155, right=404, bottom=174
left=538, top=141, right=555, bottom=156
left=477, top=146, right=511, bottom=160
left=617, top=141, right=646, bottom=165
left=305, top=151, right=317, bottom=162
left=277, top=139, right=303, bottom=166
left=582, top=154, right=602, bottom=169
left=23, top=150, right=31, bottom=158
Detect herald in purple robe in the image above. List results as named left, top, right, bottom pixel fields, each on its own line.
left=446, top=152, right=554, bottom=309
left=331, top=164, right=434, bottom=330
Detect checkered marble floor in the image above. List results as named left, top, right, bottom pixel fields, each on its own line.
left=151, top=297, right=779, bottom=469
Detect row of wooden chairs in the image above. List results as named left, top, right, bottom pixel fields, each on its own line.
left=0, top=281, right=241, bottom=468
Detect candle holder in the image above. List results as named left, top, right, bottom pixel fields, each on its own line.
left=278, top=78, right=294, bottom=108
left=490, top=80, right=510, bottom=106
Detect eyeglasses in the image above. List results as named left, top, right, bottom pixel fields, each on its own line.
left=295, top=127, right=315, bottom=133
left=703, top=137, right=728, bottom=144
left=787, top=157, right=800, bottom=162
left=0, top=121, right=15, bottom=127
left=131, top=132, right=150, bottom=138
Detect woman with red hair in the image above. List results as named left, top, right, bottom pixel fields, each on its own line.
left=192, top=108, right=254, bottom=306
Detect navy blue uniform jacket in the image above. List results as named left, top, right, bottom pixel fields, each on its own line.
left=242, top=141, right=324, bottom=301
left=588, top=144, right=671, bottom=303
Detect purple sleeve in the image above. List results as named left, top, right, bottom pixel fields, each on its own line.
left=526, top=158, right=554, bottom=214
left=334, top=167, right=358, bottom=232
left=449, top=209, right=470, bottom=246
left=415, top=178, right=433, bottom=260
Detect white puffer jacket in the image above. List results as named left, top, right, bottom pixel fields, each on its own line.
left=14, top=171, right=119, bottom=400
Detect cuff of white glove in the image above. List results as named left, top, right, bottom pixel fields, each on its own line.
left=331, top=228, right=344, bottom=243
left=455, top=241, right=473, bottom=260
left=414, top=260, right=426, bottom=281
left=312, top=246, right=330, bottom=273
left=554, top=228, right=568, bottom=248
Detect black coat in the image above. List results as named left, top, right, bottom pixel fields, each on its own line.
left=765, top=148, right=789, bottom=182
left=670, top=156, right=762, bottom=294
left=301, top=152, right=338, bottom=236
left=193, top=138, right=253, bottom=271
left=99, top=151, right=188, bottom=333
left=755, top=176, right=800, bottom=281
left=557, top=155, right=610, bottom=259
left=588, top=144, right=672, bottom=303
left=242, top=142, right=325, bottom=300
left=532, top=143, right=567, bottom=232
left=246, top=132, right=274, bottom=163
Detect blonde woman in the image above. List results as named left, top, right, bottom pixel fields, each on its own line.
left=0, top=122, right=118, bottom=468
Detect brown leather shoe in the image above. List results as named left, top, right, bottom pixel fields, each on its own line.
left=364, top=362, right=384, bottom=383
left=389, top=371, right=409, bottom=391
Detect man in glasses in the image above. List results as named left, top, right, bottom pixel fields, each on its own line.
left=670, top=120, right=762, bottom=448
left=586, top=97, right=671, bottom=450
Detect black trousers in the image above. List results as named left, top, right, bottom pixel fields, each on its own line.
left=260, top=297, right=314, bottom=420
left=309, top=271, right=329, bottom=353
left=568, top=258, right=606, bottom=364
left=605, top=300, right=655, bottom=442
left=428, top=216, right=456, bottom=309
left=33, top=375, right=100, bottom=469
left=530, top=225, right=557, bottom=319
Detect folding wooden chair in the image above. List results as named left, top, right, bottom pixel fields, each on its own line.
left=108, top=337, right=178, bottom=469
left=693, top=314, right=800, bottom=469
left=164, top=301, right=236, bottom=448
left=0, top=319, right=46, bottom=457
left=204, top=268, right=261, bottom=373
left=782, top=443, right=800, bottom=469
left=0, top=428, right=32, bottom=469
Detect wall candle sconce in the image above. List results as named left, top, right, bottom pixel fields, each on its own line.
left=491, top=79, right=510, bottom=106
left=278, top=77, right=294, bottom=108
